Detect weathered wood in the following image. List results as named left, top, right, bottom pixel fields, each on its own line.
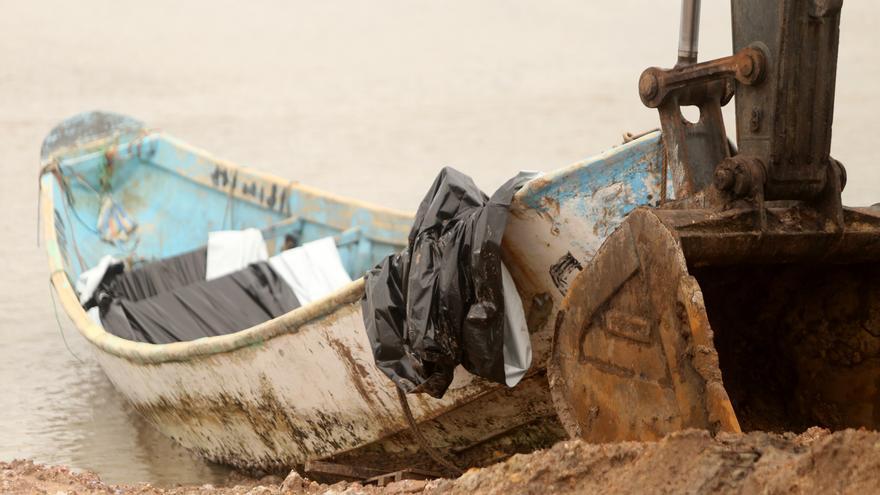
left=365, top=468, right=441, bottom=487
left=303, top=461, right=385, bottom=481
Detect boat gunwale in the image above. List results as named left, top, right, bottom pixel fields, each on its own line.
left=40, top=128, right=663, bottom=365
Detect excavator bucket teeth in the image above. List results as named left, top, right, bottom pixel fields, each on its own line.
left=549, top=206, right=880, bottom=442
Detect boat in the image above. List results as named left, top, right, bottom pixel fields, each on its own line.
left=40, top=111, right=666, bottom=473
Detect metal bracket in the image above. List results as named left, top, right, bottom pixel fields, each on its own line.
left=638, top=46, right=766, bottom=201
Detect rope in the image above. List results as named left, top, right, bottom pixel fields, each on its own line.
left=59, top=190, right=88, bottom=272
left=48, top=278, right=86, bottom=365
left=621, top=127, right=659, bottom=144
left=396, top=386, right=463, bottom=476
left=38, top=161, right=60, bottom=179
left=40, top=159, right=139, bottom=257
left=38, top=131, right=151, bottom=248
left=67, top=197, right=102, bottom=236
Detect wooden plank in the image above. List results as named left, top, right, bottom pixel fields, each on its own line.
left=303, top=460, right=385, bottom=481
left=365, top=468, right=441, bottom=487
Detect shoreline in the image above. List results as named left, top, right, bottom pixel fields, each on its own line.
left=4, top=428, right=878, bottom=494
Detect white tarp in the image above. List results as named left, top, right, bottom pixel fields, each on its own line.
left=75, top=254, right=120, bottom=304
left=205, top=228, right=268, bottom=281
left=269, top=237, right=352, bottom=305
left=501, top=262, right=532, bottom=387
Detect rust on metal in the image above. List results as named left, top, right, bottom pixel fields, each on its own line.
left=548, top=0, right=880, bottom=441
left=550, top=0, right=878, bottom=437
left=638, top=46, right=765, bottom=109
left=550, top=205, right=880, bottom=441
left=548, top=209, right=740, bottom=441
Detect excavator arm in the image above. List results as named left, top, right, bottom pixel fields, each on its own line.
left=549, top=0, right=880, bottom=441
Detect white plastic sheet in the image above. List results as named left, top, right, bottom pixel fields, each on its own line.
left=501, top=262, right=531, bottom=387
left=205, top=228, right=268, bottom=280
left=75, top=254, right=120, bottom=304
left=269, top=237, right=352, bottom=304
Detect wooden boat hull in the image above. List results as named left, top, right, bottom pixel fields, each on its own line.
left=40, top=112, right=664, bottom=471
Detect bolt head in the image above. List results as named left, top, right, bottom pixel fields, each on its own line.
left=714, top=166, right=735, bottom=191
left=740, top=57, right=754, bottom=78
left=639, top=72, right=659, bottom=100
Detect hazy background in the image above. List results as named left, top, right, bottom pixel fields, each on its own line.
left=1, top=0, right=877, bottom=486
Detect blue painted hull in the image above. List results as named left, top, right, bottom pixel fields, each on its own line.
left=42, top=114, right=413, bottom=289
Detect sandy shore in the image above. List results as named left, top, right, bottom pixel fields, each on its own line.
left=4, top=428, right=879, bottom=494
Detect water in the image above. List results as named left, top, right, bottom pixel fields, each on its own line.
left=1, top=0, right=878, bottom=486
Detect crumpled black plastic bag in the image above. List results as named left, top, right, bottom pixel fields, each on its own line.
left=99, top=258, right=299, bottom=344
left=362, top=166, right=537, bottom=398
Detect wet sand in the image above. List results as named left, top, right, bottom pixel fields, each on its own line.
left=1, top=0, right=878, bottom=487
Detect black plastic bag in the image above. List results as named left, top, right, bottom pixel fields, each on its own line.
left=362, top=167, right=536, bottom=398
left=108, top=248, right=208, bottom=302
left=99, top=260, right=300, bottom=344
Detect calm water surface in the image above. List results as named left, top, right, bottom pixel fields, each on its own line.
left=1, top=0, right=877, bottom=486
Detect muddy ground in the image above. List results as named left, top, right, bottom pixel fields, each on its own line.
left=4, top=428, right=878, bottom=495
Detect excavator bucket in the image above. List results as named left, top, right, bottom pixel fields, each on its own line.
left=549, top=205, right=880, bottom=441
left=549, top=0, right=880, bottom=441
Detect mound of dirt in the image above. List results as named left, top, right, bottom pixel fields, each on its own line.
left=431, top=428, right=880, bottom=495
left=3, top=428, right=879, bottom=494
